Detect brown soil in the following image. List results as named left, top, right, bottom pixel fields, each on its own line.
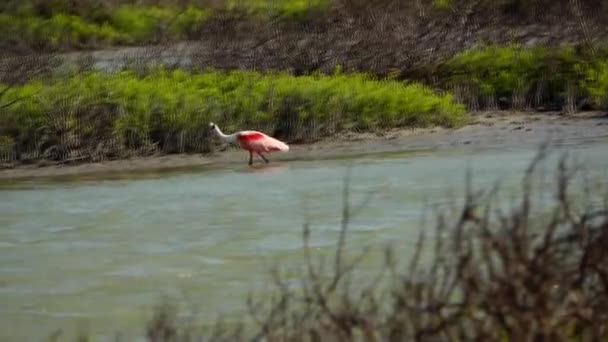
left=0, top=111, right=606, bottom=181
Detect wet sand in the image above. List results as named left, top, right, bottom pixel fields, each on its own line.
left=1, top=111, right=607, bottom=180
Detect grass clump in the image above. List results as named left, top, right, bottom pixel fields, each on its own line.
left=0, top=13, right=121, bottom=50
left=432, top=0, right=454, bottom=10
left=437, top=44, right=606, bottom=111
left=0, top=4, right=211, bottom=50
left=226, top=0, right=332, bottom=20
left=0, top=68, right=467, bottom=164
left=0, top=0, right=331, bottom=51
left=581, top=60, right=608, bottom=109
left=109, top=5, right=211, bottom=44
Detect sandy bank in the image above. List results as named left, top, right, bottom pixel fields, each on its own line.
left=0, top=111, right=606, bottom=181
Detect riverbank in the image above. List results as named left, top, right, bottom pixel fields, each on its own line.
left=1, top=111, right=606, bottom=181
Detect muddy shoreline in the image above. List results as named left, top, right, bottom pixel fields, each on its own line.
left=0, top=111, right=606, bottom=181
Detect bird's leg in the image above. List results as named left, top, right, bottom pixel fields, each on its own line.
left=257, top=152, right=269, bottom=164
left=248, top=151, right=253, bottom=166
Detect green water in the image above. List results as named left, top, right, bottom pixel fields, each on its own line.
left=1, top=142, right=607, bottom=341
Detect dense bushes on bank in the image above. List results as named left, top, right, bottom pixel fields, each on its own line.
left=0, top=68, right=467, bottom=163
left=2, top=44, right=608, bottom=165
left=432, top=45, right=608, bottom=111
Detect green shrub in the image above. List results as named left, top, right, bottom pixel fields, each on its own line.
left=437, top=44, right=598, bottom=109
left=0, top=13, right=120, bottom=49
left=443, top=45, right=544, bottom=95
left=227, top=0, right=333, bottom=20
left=109, top=6, right=173, bottom=43
left=109, top=5, right=211, bottom=43
left=581, top=60, right=608, bottom=108
left=0, top=68, right=467, bottom=161
left=0, top=0, right=337, bottom=50
left=432, top=0, right=454, bottom=10
left=171, top=6, right=211, bottom=38
left=0, top=4, right=212, bottom=49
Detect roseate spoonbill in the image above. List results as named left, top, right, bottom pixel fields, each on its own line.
left=209, top=122, right=289, bottom=165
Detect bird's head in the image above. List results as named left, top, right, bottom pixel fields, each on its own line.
left=208, top=122, right=216, bottom=130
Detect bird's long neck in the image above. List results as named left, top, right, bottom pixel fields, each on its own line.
left=213, top=125, right=238, bottom=143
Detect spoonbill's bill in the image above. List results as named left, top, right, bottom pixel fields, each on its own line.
left=209, top=122, right=289, bottom=165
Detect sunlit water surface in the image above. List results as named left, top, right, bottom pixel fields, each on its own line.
left=1, top=141, right=607, bottom=341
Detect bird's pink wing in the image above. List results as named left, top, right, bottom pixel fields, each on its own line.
left=237, top=131, right=289, bottom=152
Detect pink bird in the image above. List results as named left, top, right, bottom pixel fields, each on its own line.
left=209, top=122, right=289, bottom=165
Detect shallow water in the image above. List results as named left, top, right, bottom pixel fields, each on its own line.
left=1, top=141, right=607, bottom=341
